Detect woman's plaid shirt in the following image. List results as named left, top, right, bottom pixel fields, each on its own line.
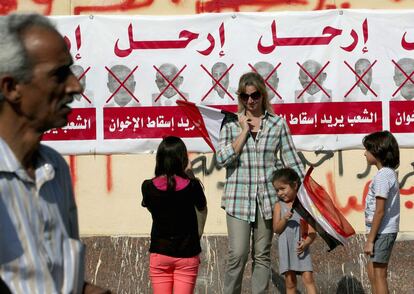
left=216, top=112, right=304, bottom=222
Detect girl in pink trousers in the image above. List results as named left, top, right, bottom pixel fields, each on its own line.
left=141, top=136, right=207, bottom=294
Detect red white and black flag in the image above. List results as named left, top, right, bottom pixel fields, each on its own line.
left=294, top=167, right=356, bottom=251
left=176, top=100, right=237, bottom=152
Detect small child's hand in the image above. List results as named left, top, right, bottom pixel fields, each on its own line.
left=296, top=238, right=307, bottom=255
left=284, top=211, right=293, bottom=221
left=364, top=241, right=374, bottom=256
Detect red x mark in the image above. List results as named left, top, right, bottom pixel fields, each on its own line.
left=200, top=64, right=235, bottom=101
left=296, top=61, right=330, bottom=99
left=344, top=60, right=378, bottom=98
left=105, top=65, right=139, bottom=103
left=249, top=62, right=282, bottom=100
left=153, top=65, right=188, bottom=103
left=392, top=59, right=414, bottom=97
left=75, top=66, right=92, bottom=104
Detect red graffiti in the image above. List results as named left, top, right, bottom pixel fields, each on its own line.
left=0, top=0, right=17, bottom=15
left=1, top=0, right=406, bottom=17
left=195, top=0, right=352, bottom=13
left=32, top=0, right=54, bottom=15
left=196, top=0, right=307, bottom=13
left=74, top=0, right=352, bottom=15
left=313, top=0, right=350, bottom=10
left=106, top=155, right=113, bottom=193
left=69, top=155, right=114, bottom=194
left=326, top=172, right=414, bottom=215
left=401, top=185, right=414, bottom=195
left=68, top=155, right=113, bottom=194
left=324, top=2, right=351, bottom=9
left=68, top=159, right=413, bottom=211
left=326, top=172, right=366, bottom=215
left=74, top=0, right=154, bottom=15
left=0, top=0, right=53, bottom=15
left=401, top=186, right=414, bottom=209
left=69, top=155, right=77, bottom=195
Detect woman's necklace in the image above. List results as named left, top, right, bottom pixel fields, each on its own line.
left=247, top=115, right=262, bottom=132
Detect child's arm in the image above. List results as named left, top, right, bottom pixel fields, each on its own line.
left=364, top=196, right=386, bottom=255
left=273, top=202, right=293, bottom=234
left=297, top=223, right=317, bottom=255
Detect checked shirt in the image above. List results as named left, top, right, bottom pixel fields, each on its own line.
left=216, top=112, right=304, bottom=223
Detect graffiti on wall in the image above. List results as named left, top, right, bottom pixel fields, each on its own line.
left=74, top=0, right=353, bottom=14
left=195, top=0, right=351, bottom=13
left=65, top=151, right=414, bottom=215
left=73, top=0, right=159, bottom=16
left=66, top=148, right=414, bottom=212
left=0, top=0, right=17, bottom=14
left=186, top=151, right=414, bottom=214
left=0, top=0, right=54, bottom=15
left=0, top=0, right=406, bottom=16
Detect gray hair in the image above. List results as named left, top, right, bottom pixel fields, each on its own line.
left=0, top=14, right=57, bottom=101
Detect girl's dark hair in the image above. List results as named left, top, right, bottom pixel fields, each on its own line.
left=154, top=136, right=189, bottom=191
left=272, top=168, right=301, bottom=189
left=362, top=130, right=400, bottom=169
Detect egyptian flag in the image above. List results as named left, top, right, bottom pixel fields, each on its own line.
left=293, top=167, right=355, bottom=251
left=176, top=100, right=237, bottom=152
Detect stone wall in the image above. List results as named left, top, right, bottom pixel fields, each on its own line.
left=83, top=235, right=414, bottom=293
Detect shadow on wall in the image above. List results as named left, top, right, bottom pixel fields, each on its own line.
left=336, top=275, right=365, bottom=294
left=271, top=271, right=365, bottom=294
left=271, top=269, right=292, bottom=293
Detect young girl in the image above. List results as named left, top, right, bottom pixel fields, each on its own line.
left=363, top=131, right=400, bottom=294
left=141, top=136, right=207, bottom=294
left=272, top=168, right=317, bottom=294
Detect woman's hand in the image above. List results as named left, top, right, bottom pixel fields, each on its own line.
left=231, top=114, right=251, bottom=154
left=238, top=114, right=251, bottom=132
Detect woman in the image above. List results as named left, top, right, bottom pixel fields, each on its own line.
left=216, top=72, right=304, bottom=294
left=141, top=136, right=207, bottom=294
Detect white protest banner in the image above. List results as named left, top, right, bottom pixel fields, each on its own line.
left=42, top=11, right=414, bottom=154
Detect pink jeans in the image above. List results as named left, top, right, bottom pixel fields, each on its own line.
left=149, top=253, right=200, bottom=294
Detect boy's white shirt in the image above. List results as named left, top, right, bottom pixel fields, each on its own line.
left=365, top=167, right=400, bottom=234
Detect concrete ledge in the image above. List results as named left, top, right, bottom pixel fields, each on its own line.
left=82, top=235, right=414, bottom=293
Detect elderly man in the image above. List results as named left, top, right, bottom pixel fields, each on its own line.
left=201, top=62, right=236, bottom=105
left=152, top=62, right=189, bottom=106
left=211, top=62, right=229, bottom=99
left=106, top=64, right=139, bottom=107
left=295, top=59, right=332, bottom=103
left=392, top=57, right=414, bottom=101
left=346, top=58, right=380, bottom=101
left=0, top=14, right=108, bottom=293
left=70, top=64, right=95, bottom=107
left=254, top=61, right=282, bottom=103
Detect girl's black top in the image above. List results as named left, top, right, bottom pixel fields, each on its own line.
left=141, top=178, right=206, bottom=257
